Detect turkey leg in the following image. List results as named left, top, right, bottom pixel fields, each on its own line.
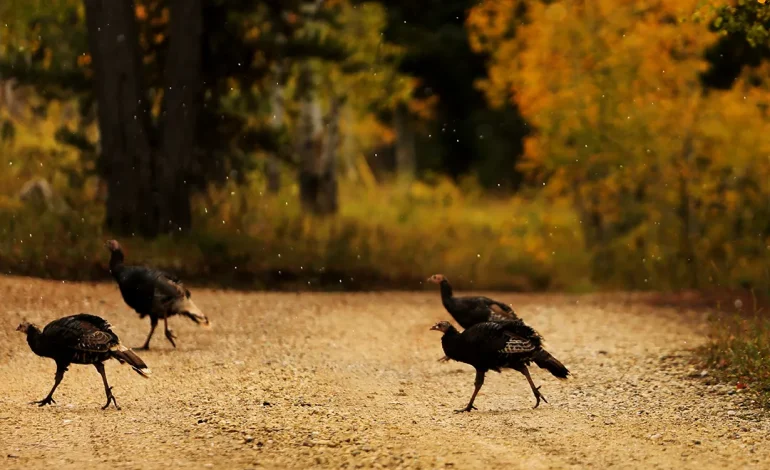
left=163, top=312, right=177, bottom=348
left=137, top=316, right=158, bottom=350
left=515, top=364, right=548, bottom=409
left=455, top=370, right=485, bottom=413
left=32, top=364, right=66, bottom=406
left=95, top=363, right=120, bottom=410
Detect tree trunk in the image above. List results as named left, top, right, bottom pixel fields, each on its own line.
left=677, top=94, right=702, bottom=288
left=84, top=0, right=156, bottom=236
left=156, top=0, right=202, bottom=233
left=267, top=60, right=288, bottom=193
left=296, top=62, right=338, bottom=215
left=85, top=0, right=202, bottom=236
left=339, top=103, right=358, bottom=181
left=393, top=102, right=415, bottom=181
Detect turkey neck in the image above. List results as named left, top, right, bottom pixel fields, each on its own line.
left=109, top=249, right=125, bottom=278
left=439, top=280, right=454, bottom=308
left=440, top=325, right=462, bottom=359
left=25, top=326, right=47, bottom=357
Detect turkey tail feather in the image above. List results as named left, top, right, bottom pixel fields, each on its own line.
left=533, top=350, right=569, bottom=379
left=111, top=345, right=152, bottom=378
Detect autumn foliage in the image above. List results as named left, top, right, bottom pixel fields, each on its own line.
left=468, top=0, right=770, bottom=290
left=2, top=0, right=770, bottom=294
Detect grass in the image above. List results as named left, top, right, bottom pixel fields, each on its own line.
left=1, top=102, right=591, bottom=291
left=0, top=171, right=591, bottom=291
left=699, top=308, right=770, bottom=408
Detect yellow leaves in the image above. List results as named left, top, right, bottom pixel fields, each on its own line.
left=544, top=3, right=568, bottom=22
left=471, top=0, right=721, bottom=176
left=466, top=0, right=522, bottom=53
left=407, top=95, right=438, bottom=121
left=244, top=26, right=260, bottom=41
left=42, top=48, right=53, bottom=70
left=467, top=0, right=770, bottom=288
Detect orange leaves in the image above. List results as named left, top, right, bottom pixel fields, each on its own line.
left=285, top=12, right=299, bottom=25
left=469, top=0, right=720, bottom=179
left=244, top=26, right=260, bottom=41
left=466, top=0, right=522, bottom=53
left=135, top=5, right=147, bottom=21
left=76, top=53, right=91, bottom=67
left=407, top=95, right=439, bottom=122
left=467, top=0, right=770, bottom=288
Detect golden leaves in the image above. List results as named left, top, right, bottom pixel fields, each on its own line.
left=135, top=5, right=147, bottom=21
left=467, top=0, right=770, bottom=287
left=76, top=53, right=91, bottom=67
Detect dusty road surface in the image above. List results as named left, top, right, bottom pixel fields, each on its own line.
left=1, top=276, right=768, bottom=470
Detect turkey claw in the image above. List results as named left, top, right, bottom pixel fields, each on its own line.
left=437, top=356, right=450, bottom=363
left=533, top=385, right=548, bottom=409
left=31, top=397, right=55, bottom=407
left=102, top=387, right=120, bottom=410
left=454, top=404, right=477, bottom=413
left=165, top=329, right=177, bottom=348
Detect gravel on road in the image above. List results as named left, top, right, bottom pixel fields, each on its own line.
left=0, top=276, right=768, bottom=469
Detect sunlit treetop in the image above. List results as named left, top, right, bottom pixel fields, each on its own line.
left=708, top=0, right=770, bottom=48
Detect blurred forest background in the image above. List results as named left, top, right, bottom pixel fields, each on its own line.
left=1, top=0, right=770, bottom=294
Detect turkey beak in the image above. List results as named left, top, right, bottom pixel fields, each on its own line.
left=429, top=324, right=440, bottom=331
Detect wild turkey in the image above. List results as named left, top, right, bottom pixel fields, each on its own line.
left=430, top=320, right=569, bottom=412
left=427, top=274, right=518, bottom=327
left=16, top=314, right=151, bottom=409
left=427, top=274, right=519, bottom=362
left=105, top=239, right=210, bottom=350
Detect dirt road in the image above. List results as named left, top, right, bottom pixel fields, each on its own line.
left=0, top=276, right=768, bottom=469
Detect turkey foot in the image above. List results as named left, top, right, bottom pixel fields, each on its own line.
left=437, top=356, right=450, bottom=362
left=532, top=385, right=548, bottom=409
left=31, top=396, right=55, bottom=407
left=102, top=386, right=120, bottom=410
left=454, top=404, right=477, bottom=413
left=165, top=328, right=177, bottom=348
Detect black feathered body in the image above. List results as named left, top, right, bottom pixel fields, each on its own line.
left=438, top=280, right=518, bottom=329
left=27, top=314, right=117, bottom=365
left=25, top=314, right=150, bottom=375
left=113, top=265, right=186, bottom=319
left=22, top=313, right=150, bottom=409
left=109, top=250, right=207, bottom=325
left=441, top=321, right=568, bottom=378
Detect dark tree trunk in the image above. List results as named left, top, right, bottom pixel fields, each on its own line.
left=84, top=0, right=156, bottom=236
left=267, top=60, right=289, bottom=194
left=84, top=0, right=202, bottom=236
left=157, top=0, right=202, bottom=232
left=296, top=62, right=338, bottom=215
left=394, top=102, right=415, bottom=181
